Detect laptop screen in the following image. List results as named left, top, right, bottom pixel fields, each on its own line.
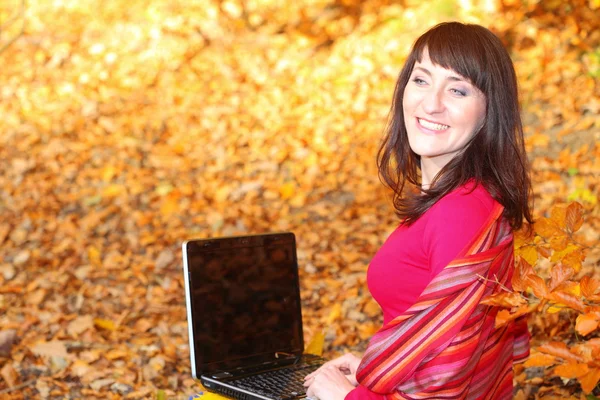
left=183, top=233, right=304, bottom=374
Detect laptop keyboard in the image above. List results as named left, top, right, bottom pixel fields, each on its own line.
left=230, top=361, right=322, bottom=400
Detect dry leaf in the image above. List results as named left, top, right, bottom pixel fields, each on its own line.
left=524, top=352, right=557, bottom=368
left=575, top=313, right=599, bottom=336
left=31, top=341, right=70, bottom=359
left=0, top=363, right=19, bottom=388
left=554, top=362, right=589, bottom=379
left=68, top=315, right=94, bottom=337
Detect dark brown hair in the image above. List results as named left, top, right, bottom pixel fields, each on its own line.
left=377, top=21, right=532, bottom=229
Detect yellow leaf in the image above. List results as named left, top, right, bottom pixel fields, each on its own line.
left=517, top=246, right=538, bottom=266
left=550, top=244, right=579, bottom=263
left=565, top=282, right=581, bottom=297
left=326, top=303, right=342, bottom=324
left=576, top=314, right=599, bottom=336
left=547, top=305, right=564, bottom=314
left=214, top=186, right=231, bottom=203
left=102, top=165, right=117, bottom=182
left=305, top=331, right=325, bottom=356
left=94, top=318, right=117, bottom=331
left=87, top=246, right=101, bottom=267
left=102, top=184, right=125, bottom=198
left=279, top=182, right=295, bottom=200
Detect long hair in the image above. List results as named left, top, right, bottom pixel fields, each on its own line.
left=377, top=22, right=532, bottom=229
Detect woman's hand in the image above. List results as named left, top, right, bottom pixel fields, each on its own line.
left=305, top=353, right=361, bottom=386
left=304, top=364, right=356, bottom=400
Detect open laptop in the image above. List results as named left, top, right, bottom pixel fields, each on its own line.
left=182, top=232, right=325, bottom=400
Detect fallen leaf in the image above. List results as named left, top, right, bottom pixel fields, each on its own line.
left=575, top=313, right=599, bottom=336
left=31, top=341, right=70, bottom=359
left=0, top=363, right=19, bottom=388
left=68, top=315, right=94, bottom=337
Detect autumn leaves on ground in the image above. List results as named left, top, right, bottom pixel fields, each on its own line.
left=0, top=0, right=599, bottom=398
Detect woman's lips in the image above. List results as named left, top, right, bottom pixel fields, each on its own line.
left=417, top=117, right=450, bottom=133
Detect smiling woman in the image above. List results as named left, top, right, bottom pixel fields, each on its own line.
left=403, top=49, right=487, bottom=187
left=304, top=22, right=533, bottom=400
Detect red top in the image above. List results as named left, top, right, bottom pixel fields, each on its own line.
left=345, top=182, right=497, bottom=399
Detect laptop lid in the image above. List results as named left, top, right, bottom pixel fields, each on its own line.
left=182, top=232, right=304, bottom=379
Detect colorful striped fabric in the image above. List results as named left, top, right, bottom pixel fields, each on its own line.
left=355, top=203, right=529, bottom=399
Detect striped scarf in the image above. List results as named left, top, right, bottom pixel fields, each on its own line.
left=355, top=203, right=530, bottom=399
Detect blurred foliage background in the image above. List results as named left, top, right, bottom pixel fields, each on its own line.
left=0, top=0, right=599, bottom=398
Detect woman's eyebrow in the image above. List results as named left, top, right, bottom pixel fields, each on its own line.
left=413, top=66, right=466, bottom=82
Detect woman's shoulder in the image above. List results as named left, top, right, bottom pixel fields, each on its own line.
left=425, top=180, right=498, bottom=227
left=436, top=180, right=497, bottom=213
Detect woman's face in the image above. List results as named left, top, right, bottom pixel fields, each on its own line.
left=402, top=49, right=487, bottom=169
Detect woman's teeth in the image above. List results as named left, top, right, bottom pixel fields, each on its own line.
left=418, top=118, right=449, bottom=131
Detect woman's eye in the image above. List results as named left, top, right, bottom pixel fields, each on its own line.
left=412, top=78, right=427, bottom=85
left=450, top=88, right=467, bottom=96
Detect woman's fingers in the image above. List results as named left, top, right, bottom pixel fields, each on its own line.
left=305, top=353, right=354, bottom=380
left=303, top=374, right=315, bottom=386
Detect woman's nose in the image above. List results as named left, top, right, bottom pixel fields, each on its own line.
left=421, top=89, right=445, bottom=114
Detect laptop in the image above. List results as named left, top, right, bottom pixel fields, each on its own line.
left=182, top=232, right=326, bottom=400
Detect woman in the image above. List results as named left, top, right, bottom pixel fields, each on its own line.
left=304, top=22, right=532, bottom=399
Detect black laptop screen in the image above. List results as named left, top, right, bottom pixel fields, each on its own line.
left=185, top=233, right=303, bottom=373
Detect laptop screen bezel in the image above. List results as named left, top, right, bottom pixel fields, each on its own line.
left=182, top=232, right=305, bottom=378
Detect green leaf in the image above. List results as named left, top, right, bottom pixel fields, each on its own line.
left=567, top=167, right=578, bottom=176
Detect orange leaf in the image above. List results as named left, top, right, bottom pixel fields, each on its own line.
left=481, top=292, right=526, bottom=308
left=538, top=342, right=584, bottom=363
left=581, top=276, right=600, bottom=298
left=554, top=362, right=589, bottom=379
left=494, top=303, right=533, bottom=328
left=549, top=235, right=569, bottom=252
left=579, top=367, right=600, bottom=394
left=535, top=218, right=561, bottom=238
left=561, top=249, right=585, bottom=273
left=549, top=264, right=574, bottom=291
left=526, top=275, right=549, bottom=298
left=512, top=258, right=534, bottom=292
left=566, top=202, right=584, bottom=233
left=537, top=245, right=552, bottom=258
left=550, top=205, right=567, bottom=228
left=576, top=313, right=600, bottom=336
left=523, top=352, right=557, bottom=368
left=547, top=291, right=586, bottom=313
